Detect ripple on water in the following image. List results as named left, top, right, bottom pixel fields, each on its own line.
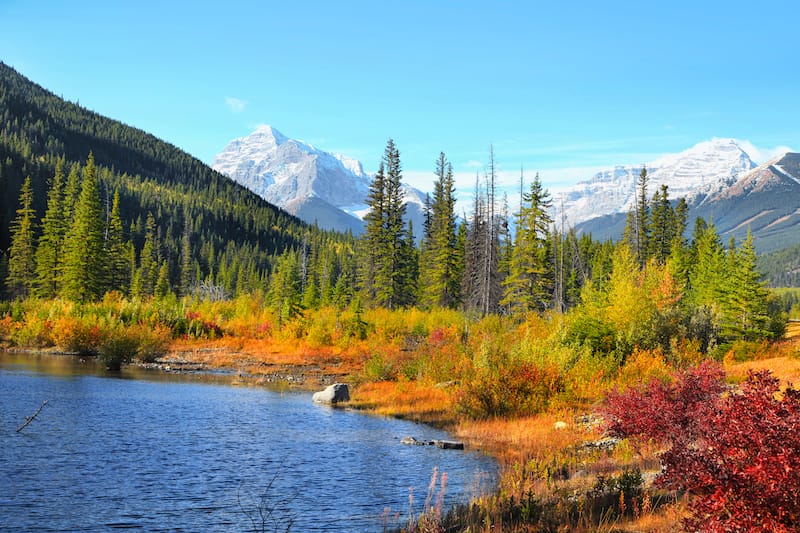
left=0, top=353, right=496, bottom=532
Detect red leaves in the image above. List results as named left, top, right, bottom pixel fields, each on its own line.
left=602, top=360, right=725, bottom=445
left=602, top=362, right=800, bottom=532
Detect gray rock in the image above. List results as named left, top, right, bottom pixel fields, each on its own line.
left=312, top=383, right=350, bottom=404
left=401, top=436, right=430, bottom=446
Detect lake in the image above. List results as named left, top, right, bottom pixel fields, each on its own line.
left=0, top=352, right=496, bottom=532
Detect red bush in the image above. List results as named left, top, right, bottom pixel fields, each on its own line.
left=602, top=360, right=725, bottom=445
left=602, top=363, right=800, bottom=532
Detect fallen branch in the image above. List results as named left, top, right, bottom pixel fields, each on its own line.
left=16, top=400, right=49, bottom=433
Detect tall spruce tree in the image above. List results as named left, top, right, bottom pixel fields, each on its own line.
left=501, top=173, right=554, bottom=313
left=726, top=230, right=771, bottom=340
left=7, top=176, right=37, bottom=299
left=105, top=189, right=129, bottom=293
left=179, top=217, right=193, bottom=297
left=358, top=163, right=386, bottom=304
left=61, top=154, right=107, bottom=301
left=419, top=153, right=459, bottom=308
left=133, top=212, right=159, bottom=298
left=268, top=249, right=302, bottom=324
left=648, top=184, right=675, bottom=264
left=624, top=166, right=651, bottom=267
left=34, top=160, right=67, bottom=298
left=61, top=163, right=81, bottom=228
left=688, top=221, right=727, bottom=310
left=358, top=139, right=411, bottom=309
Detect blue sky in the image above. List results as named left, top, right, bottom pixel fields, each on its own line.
left=2, top=0, right=798, bottom=197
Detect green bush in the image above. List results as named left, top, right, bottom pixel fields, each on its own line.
left=457, top=359, right=563, bottom=418
left=98, top=330, right=138, bottom=370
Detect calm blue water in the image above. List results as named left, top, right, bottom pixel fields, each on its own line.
left=0, top=353, right=495, bottom=532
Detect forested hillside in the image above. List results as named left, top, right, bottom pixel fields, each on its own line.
left=0, top=62, right=354, bottom=299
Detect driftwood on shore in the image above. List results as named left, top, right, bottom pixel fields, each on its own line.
left=400, top=436, right=465, bottom=450
left=16, top=400, right=49, bottom=433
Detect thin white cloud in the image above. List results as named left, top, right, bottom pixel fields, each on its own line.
left=224, top=96, right=248, bottom=113
left=735, top=139, right=794, bottom=164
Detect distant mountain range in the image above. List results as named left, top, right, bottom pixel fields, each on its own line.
left=213, top=126, right=427, bottom=236
left=555, top=139, right=800, bottom=253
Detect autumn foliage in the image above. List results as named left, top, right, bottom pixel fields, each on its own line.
left=603, top=362, right=800, bottom=532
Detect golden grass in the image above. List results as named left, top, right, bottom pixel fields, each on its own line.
left=348, top=380, right=456, bottom=427
left=726, top=356, right=800, bottom=386
left=455, top=412, right=591, bottom=465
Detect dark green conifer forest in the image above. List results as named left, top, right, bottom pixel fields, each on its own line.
left=0, top=61, right=355, bottom=301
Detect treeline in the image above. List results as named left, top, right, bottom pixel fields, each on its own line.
left=261, top=141, right=781, bottom=352
left=6, top=137, right=783, bottom=352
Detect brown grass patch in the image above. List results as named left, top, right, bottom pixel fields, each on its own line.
left=455, top=412, right=592, bottom=465
left=726, top=355, right=800, bottom=386
left=349, top=380, right=456, bottom=427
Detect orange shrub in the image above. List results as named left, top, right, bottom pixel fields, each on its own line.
left=9, top=312, right=55, bottom=348
left=51, top=315, right=109, bottom=355
left=0, top=315, right=14, bottom=340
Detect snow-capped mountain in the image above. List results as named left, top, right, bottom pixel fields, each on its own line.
left=212, top=125, right=426, bottom=235
left=691, top=152, right=800, bottom=252
left=556, top=138, right=757, bottom=228
left=569, top=145, right=800, bottom=253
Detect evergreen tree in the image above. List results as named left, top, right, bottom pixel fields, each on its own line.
left=358, top=163, right=386, bottom=304
left=358, top=139, right=410, bottom=309
left=636, top=166, right=650, bottom=266
left=60, top=163, right=81, bottom=239
left=135, top=212, right=159, bottom=297
left=34, top=160, right=66, bottom=297
left=7, top=176, right=37, bottom=299
left=268, top=250, right=302, bottom=324
left=397, top=220, right=418, bottom=307
left=624, top=167, right=651, bottom=267
left=688, top=221, right=727, bottom=310
left=105, top=189, right=129, bottom=293
left=154, top=260, right=171, bottom=300
left=648, top=184, right=674, bottom=264
left=61, top=154, right=107, bottom=301
left=179, top=217, right=192, bottom=297
left=501, top=173, right=554, bottom=313
left=419, top=153, right=460, bottom=308
left=726, top=230, right=771, bottom=340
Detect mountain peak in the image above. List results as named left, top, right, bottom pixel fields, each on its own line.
left=251, top=124, right=288, bottom=146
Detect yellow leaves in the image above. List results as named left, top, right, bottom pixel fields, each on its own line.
left=605, top=245, right=651, bottom=332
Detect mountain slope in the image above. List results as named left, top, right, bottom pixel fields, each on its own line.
left=213, top=126, right=427, bottom=235
left=575, top=153, right=800, bottom=254
left=0, top=62, right=347, bottom=294
left=693, top=153, right=800, bottom=252
left=556, top=138, right=756, bottom=228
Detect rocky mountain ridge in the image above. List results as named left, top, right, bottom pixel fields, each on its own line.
left=212, top=125, right=426, bottom=235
